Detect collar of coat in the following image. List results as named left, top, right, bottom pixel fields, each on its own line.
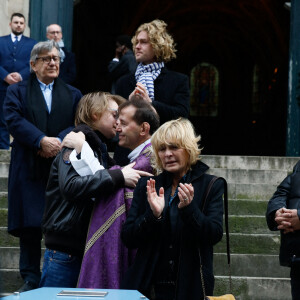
left=158, top=160, right=209, bottom=189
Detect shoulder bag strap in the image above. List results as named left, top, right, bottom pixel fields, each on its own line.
left=199, top=176, right=232, bottom=298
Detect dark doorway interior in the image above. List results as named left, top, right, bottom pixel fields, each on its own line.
left=73, top=0, right=290, bottom=156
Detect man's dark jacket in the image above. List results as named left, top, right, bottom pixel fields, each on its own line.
left=266, top=160, right=300, bottom=266
left=4, top=76, right=82, bottom=236
left=115, top=67, right=190, bottom=125
left=59, top=47, right=76, bottom=85
left=108, top=50, right=137, bottom=94
left=121, top=161, right=224, bottom=299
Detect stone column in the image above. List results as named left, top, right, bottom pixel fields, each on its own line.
left=286, top=0, right=300, bottom=156
left=0, top=0, right=31, bottom=36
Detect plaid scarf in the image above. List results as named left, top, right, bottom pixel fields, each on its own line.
left=135, top=62, right=164, bottom=100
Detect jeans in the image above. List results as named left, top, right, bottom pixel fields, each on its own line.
left=39, top=249, right=81, bottom=288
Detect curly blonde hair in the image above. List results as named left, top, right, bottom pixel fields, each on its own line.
left=151, top=118, right=201, bottom=173
left=132, top=19, right=176, bottom=63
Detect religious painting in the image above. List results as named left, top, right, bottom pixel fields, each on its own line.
left=190, top=62, right=219, bottom=117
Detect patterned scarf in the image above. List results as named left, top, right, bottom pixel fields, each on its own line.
left=135, top=62, right=164, bottom=100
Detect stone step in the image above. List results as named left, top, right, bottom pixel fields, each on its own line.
left=0, top=192, right=7, bottom=208
left=0, top=272, right=291, bottom=299
left=0, top=228, right=19, bottom=247
left=0, top=181, right=278, bottom=201
left=214, top=276, right=291, bottom=300
left=0, top=247, right=45, bottom=270
left=0, top=247, right=19, bottom=269
left=227, top=183, right=277, bottom=200
left=0, top=208, right=7, bottom=226
left=215, top=233, right=280, bottom=254
left=0, top=177, right=8, bottom=193
left=0, top=150, right=10, bottom=163
left=0, top=269, right=23, bottom=294
left=0, top=212, right=270, bottom=234
left=202, top=155, right=299, bottom=171
left=0, top=197, right=270, bottom=214
left=228, top=199, right=267, bottom=216
left=0, top=249, right=287, bottom=279
left=228, top=215, right=269, bottom=234
left=214, top=253, right=289, bottom=278
left=0, top=162, right=9, bottom=178
left=208, top=168, right=288, bottom=185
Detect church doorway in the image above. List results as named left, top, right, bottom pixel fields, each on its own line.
left=72, top=0, right=290, bottom=156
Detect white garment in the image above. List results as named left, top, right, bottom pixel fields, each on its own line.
left=128, top=138, right=151, bottom=162
left=11, top=33, right=22, bottom=42
left=70, top=141, right=104, bottom=176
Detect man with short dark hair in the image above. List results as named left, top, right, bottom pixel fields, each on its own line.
left=4, top=40, right=82, bottom=292
left=46, top=24, right=76, bottom=85
left=108, top=35, right=137, bottom=94
left=74, top=99, right=160, bottom=289
left=0, top=13, right=36, bottom=149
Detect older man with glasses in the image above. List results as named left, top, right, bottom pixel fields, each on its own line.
left=46, top=24, right=76, bottom=85
left=3, top=40, right=82, bottom=293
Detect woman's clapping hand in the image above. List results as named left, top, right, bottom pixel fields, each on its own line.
left=147, top=178, right=165, bottom=219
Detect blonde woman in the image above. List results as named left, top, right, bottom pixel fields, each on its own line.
left=121, top=118, right=224, bottom=300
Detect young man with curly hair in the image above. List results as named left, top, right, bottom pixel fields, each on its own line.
left=115, top=20, right=190, bottom=165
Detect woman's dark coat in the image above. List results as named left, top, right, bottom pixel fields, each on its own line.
left=121, top=161, right=224, bottom=299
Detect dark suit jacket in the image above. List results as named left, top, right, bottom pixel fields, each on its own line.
left=115, top=67, right=190, bottom=125
left=3, top=77, right=82, bottom=236
left=108, top=50, right=137, bottom=93
left=59, top=47, right=76, bottom=85
left=0, top=34, right=36, bottom=91
left=266, top=161, right=300, bottom=267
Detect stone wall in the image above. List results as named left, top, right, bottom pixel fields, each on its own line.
left=0, top=0, right=30, bottom=36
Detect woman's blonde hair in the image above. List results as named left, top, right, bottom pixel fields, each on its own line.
left=132, top=19, right=176, bottom=63
left=151, top=118, right=201, bottom=173
left=75, top=92, right=125, bottom=129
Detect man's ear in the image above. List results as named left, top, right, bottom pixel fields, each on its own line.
left=140, top=122, right=150, bottom=136
left=30, top=61, right=36, bottom=72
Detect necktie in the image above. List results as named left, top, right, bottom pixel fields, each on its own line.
left=13, top=36, right=18, bottom=45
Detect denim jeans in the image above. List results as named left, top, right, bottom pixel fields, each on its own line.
left=39, top=249, right=81, bottom=288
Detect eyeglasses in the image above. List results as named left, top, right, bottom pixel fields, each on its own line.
left=36, top=56, right=60, bottom=64
left=108, top=108, right=119, bottom=120
left=48, top=31, right=61, bottom=35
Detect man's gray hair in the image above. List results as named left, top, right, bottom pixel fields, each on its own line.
left=30, top=40, right=60, bottom=72
left=46, top=24, right=62, bottom=34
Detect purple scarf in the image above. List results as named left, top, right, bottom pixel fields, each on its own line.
left=77, top=143, right=153, bottom=289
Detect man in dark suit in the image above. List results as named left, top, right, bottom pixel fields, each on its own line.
left=46, top=24, right=76, bottom=85
left=4, top=40, right=82, bottom=292
left=115, top=19, right=190, bottom=165
left=0, top=13, right=36, bottom=149
left=108, top=35, right=137, bottom=94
